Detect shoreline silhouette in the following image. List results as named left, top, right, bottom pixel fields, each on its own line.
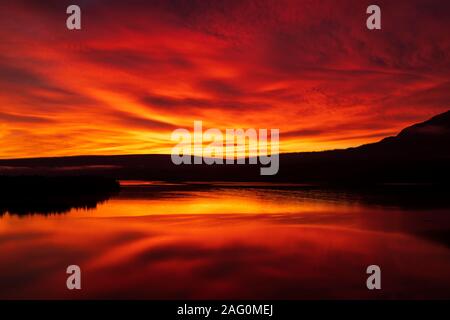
left=0, top=176, right=120, bottom=216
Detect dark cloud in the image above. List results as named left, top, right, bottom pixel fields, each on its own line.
left=105, top=109, right=177, bottom=131
left=140, top=93, right=272, bottom=114
left=0, top=63, right=49, bottom=88
left=0, top=112, right=53, bottom=124
left=197, top=78, right=244, bottom=97
left=141, top=94, right=208, bottom=108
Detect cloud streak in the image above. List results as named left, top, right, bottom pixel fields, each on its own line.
left=0, top=0, right=449, bottom=158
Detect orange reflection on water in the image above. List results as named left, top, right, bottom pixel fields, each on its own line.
left=88, top=188, right=361, bottom=217
left=1, top=186, right=450, bottom=299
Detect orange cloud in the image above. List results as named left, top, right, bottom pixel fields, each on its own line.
left=0, top=0, right=449, bottom=158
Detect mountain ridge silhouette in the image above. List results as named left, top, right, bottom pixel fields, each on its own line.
left=1, top=110, right=449, bottom=184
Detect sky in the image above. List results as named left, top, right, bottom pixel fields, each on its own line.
left=0, top=0, right=449, bottom=158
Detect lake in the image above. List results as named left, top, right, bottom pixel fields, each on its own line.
left=1, top=181, right=450, bottom=299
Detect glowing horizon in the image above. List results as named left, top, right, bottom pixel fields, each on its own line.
left=0, top=1, right=449, bottom=159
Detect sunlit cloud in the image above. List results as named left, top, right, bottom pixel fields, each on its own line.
left=0, top=0, right=449, bottom=158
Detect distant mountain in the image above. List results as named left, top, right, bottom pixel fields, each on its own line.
left=281, top=110, right=450, bottom=184
left=357, top=110, right=450, bottom=155
left=1, top=111, right=450, bottom=184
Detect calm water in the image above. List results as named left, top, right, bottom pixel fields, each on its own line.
left=1, top=182, right=450, bottom=299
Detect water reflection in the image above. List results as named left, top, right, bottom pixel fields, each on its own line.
left=1, top=182, right=450, bottom=299
left=0, top=193, right=116, bottom=216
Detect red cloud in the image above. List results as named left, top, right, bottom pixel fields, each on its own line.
left=0, top=0, right=449, bottom=158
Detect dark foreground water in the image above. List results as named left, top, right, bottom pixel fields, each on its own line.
left=1, top=182, right=450, bottom=299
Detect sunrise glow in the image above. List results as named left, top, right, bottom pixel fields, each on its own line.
left=0, top=1, right=449, bottom=159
